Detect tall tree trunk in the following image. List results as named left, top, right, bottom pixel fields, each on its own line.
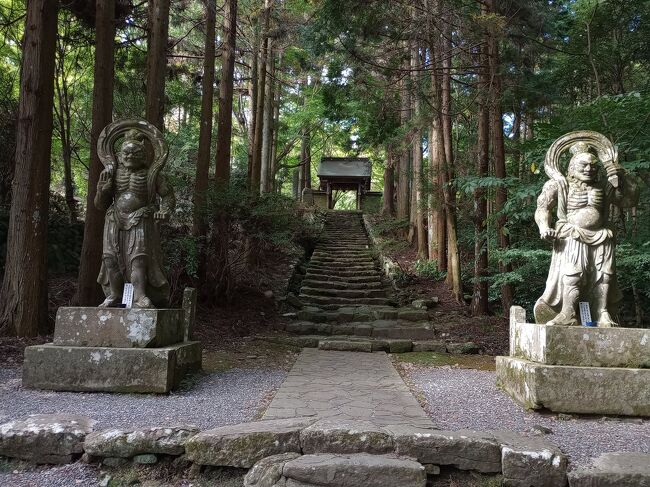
left=487, top=0, right=513, bottom=315
left=300, top=128, right=312, bottom=192
left=396, top=59, right=411, bottom=221
left=471, top=28, right=490, bottom=316
left=413, top=129, right=426, bottom=258
left=213, top=0, right=238, bottom=298
left=411, top=45, right=426, bottom=258
left=146, top=0, right=171, bottom=130
left=441, top=5, right=456, bottom=283
left=214, top=0, right=237, bottom=184
left=250, top=0, right=272, bottom=195
left=427, top=126, right=438, bottom=261
left=382, top=146, right=395, bottom=216
left=76, top=0, right=116, bottom=306
left=260, top=41, right=275, bottom=193
left=269, top=52, right=282, bottom=191
left=247, top=27, right=259, bottom=183
left=193, top=0, right=217, bottom=284
left=0, top=0, right=59, bottom=337
left=429, top=12, right=460, bottom=300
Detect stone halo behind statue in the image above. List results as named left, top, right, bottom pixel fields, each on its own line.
left=95, top=119, right=176, bottom=309
left=533, top=130, right=638, bottom=327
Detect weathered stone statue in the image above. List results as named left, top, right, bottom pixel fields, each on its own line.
left=95, top=119, right=175, bottom=308
left=534, top=131, right=638, bottom=327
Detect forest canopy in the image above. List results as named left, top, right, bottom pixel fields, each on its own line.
left=0, top=0, right=649, bottom=336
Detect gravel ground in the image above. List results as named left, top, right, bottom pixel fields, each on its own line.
left=0, top=366, right=286, bottom=487
left=407, top=366, right=650, bottom=467
left=0, top=367, right=286, bottom=429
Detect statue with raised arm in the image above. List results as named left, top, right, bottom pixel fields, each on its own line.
left=534, top=131, right=639, bottom=327
left=94, top=119, right=175, bottom=308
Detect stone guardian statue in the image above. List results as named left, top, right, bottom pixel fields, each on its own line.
left=95, top=119, right=175, bottom=308
left=534, top=131, right=638, bottom=327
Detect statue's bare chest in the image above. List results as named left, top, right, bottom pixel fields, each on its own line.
left=566, top=185, right=605, bottom=229
left=114, top=169, right=148, bottom=212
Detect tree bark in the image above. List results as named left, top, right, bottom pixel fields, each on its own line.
left=487, top=0, right=513, bottom=315
left=382, top=146, right=395, bottom=216
left=214, top=0, right=237, bottom=185
left=471, top=25, right=490, bottom=316
left=0, top=0, right=59, bottom=336
left=194, top=0, right=216, bottom=230
left=250, top=0, right=272, bottom=195
left=193, top=0, right=217, bottom=284
left=212, top=0, right=238, bottom=298
left=146, top=0, right=171, bottom=130
left=429, top=12, right=460, bottom=300
left=269, top=52, right=282, bottom=191
left=396, top=59, right=411, bottom=221
left=427, top=125, right=439, bottom=261
left=76, top=0, right=116, bottom=306
left=260, top=40, right=275, bottom=193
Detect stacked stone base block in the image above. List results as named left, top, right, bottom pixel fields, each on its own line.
left=23, top=293, right=201, bottom=394
left=23, top=341, right=201, bottom=393
left=496, top=306, right=650, bottom=416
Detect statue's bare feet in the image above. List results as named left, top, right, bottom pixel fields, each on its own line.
left=547, top=312, right=578, bottom=326
left=133, top=296, right=154, bottom=309
left=598, top=311, right=618, bottom=328
left=99, top=296, right=121, bottom=308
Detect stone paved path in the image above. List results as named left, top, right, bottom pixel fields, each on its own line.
left=263, top=348, right=433, bottom=428
left=299, top=211, right=391, bottom=308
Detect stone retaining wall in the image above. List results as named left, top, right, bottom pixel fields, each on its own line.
left=362, top=215, right=402, bottom=287
left=2, top=414, right=647, bottom=486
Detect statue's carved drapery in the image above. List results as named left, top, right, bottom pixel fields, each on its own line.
left=534, top=131, right=639, bottom=327
left=95, top=119, right=175, bottom=308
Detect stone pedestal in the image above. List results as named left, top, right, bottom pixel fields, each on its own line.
left=23, top=289, right=201, bottom=393
left=496, top=306, right=650, bottom=416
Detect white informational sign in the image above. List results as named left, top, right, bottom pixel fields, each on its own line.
left=579, top=301, right=592, bottom=326
left=122, top=283, right=134, bottom=308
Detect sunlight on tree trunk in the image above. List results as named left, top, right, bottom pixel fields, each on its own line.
left=0, top=0, right=59, bottom=336
left=76, top=0, right=116, bottom=307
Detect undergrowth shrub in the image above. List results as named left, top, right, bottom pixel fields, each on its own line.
left=414, top=259, right=446, bottom=281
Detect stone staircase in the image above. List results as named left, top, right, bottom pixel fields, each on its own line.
left=299, top=211, right=391, bottom=308
left=282, top=211, right=443, bottom=353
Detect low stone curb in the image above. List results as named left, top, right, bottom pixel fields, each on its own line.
left=568, top=452, right=650, bottom=487
left=362, top=215, right=402, bottom=286
left=262, top=334, right=473, bottom=355
left=0, top=414, right=95, bottom=464
left=2, top=414, right=648, bottom=486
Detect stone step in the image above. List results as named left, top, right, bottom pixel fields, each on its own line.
left=318, top=340, right=373, bottom=353
left=311, top=254, right=374, bottom=262
left=308, top=262, right=377, bottom=271
left=318, top=241, right=370, bottom=246
left=301, top=279, right=384, bottom=290
left=264, top=334, right=451, bottom=354
left=312, top=250, right=373, bottom=256
left=303, top=273, right=382, bottom=284
left=286, top=320, right=436, bottom=340
left=309, top=256, right=375, bottom=264
left=311, top=256, right=374, bottom=263
left=316, top=247, right=371, bottom=252
left=306, top=269, right=382, bottom=278
left=300, top=294, right=392, bottom=306
left=300, top=287, right=387, bottom=299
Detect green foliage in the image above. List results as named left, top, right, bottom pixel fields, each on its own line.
left=0, top=195, right=84, bottom=275
left=163, top=234, right=200, bottom=279
left=369, top=217, right=409, bottom=238
left=488, top=247, right=552, bottom=311
left=414, top=259, right=447, bottom=281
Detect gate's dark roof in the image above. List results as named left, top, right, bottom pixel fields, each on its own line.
left=317, top=157, right=371, bottom=178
